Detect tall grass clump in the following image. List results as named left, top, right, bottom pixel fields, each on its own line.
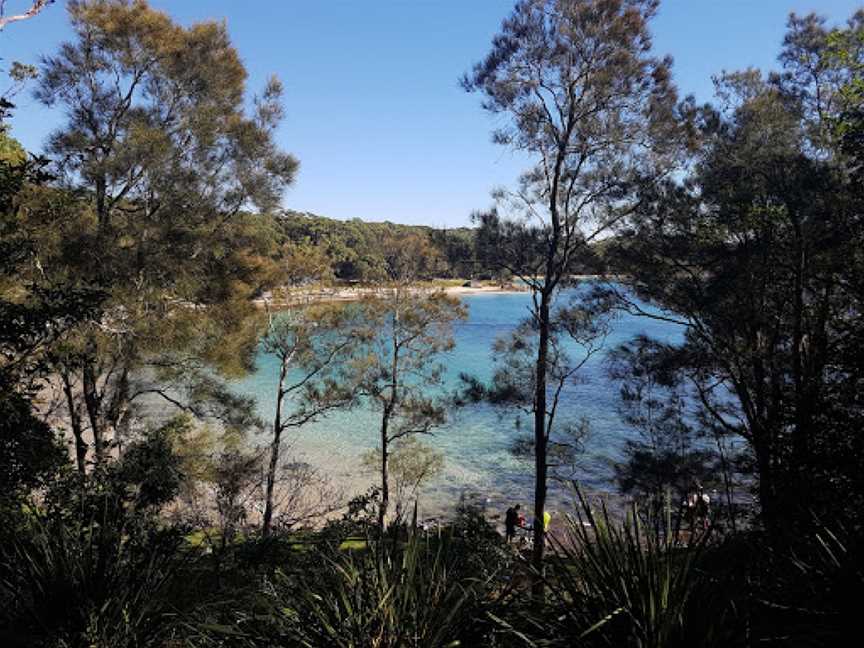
left=194, top=530, right=497, bottom=647
left=0, top=435, right=190, bottom=648
left=507, top=491, right=742, bottom=648
left=747, top=519, right=863, bottom=645
left=0, top=508, right=185, bottom=648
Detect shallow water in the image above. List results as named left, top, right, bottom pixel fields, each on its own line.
left=232, top=285, right=684, bottom=518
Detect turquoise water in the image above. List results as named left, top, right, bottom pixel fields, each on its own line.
left=234, top=287, right=684, bottom=516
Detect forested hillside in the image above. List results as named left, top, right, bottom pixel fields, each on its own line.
left=277, top=210, right=479, bottom=280
left=276, top=210, right=608, bottom=282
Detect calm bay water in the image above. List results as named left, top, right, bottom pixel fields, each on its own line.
left=233, top=286, right=684, bottom=517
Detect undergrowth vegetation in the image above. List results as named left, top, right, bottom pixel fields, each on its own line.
left=1, top=475, right=859, bottom=647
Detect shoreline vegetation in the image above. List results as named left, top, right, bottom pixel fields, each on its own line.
left=1, top=1, right=862, bottom=646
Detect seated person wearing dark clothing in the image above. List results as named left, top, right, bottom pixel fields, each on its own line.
left=505, top=504, right=521, bottom=543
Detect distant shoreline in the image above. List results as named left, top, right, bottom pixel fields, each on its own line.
left=255, top=275, right=619, bottom=309
left=254, top=282, right=528, bottom=308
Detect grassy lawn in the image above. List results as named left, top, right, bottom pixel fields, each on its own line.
left=184, top=529, right=368, bottom=552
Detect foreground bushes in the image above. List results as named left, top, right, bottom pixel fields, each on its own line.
left=1, top=490, right=861, bottom=647
left=513, top=498, right=742, bottom=648
left=186, top=504, right=509, bottom=647
left=195, top=535, right=493, bottom=647
left=0, top=513, right=184, bottom=648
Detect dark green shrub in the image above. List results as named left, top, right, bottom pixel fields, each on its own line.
left=0, top=427, right=191, bottom=647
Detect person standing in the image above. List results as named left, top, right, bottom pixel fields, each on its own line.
left=686, top=482, right=711, bottom=534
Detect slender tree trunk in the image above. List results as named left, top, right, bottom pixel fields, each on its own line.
left=379, top=413, right=390, bottom=530
left=753, top=425, right=781, bottom=537
left=262, top=357, right=288, bottom=537
left=532, top=290, right=551, bottom=598
left=529, top=136, right=566, bottom=594
left=81, top=334, right=104, bottom=463
left=379, top=305, right=400, bottom=531
left=108, top=366, right=130, bottom=456
left=61, top=368, right=87, bottom=475
left=790, top=221, right=809, bottom=515
left=82, top=357, right=104, bottom=463
left=714, top=433, right=738, bottom=533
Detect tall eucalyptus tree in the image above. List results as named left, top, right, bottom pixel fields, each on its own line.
left=28, top=0, right=297, bottom=465
left=350, top=233, right=466, bottom=529
left=463, top=0, right=684, bottom=577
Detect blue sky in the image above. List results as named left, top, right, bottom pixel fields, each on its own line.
left=1, top=0, right=861, bottom=227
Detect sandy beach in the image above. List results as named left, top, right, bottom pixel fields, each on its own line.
left=254, top=281, right=529, bottom=308
left=253, top=275, right=621, bottom=310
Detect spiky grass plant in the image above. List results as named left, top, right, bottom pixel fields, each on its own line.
left=504, top=490, right=741, bottom=648
left=194, top=531, right=494, bottom=647
left=0, top=510, right=185, bottom=648
left=751, top=520, right=863, bottom=645
left=290, top=537, right=475, bottom=646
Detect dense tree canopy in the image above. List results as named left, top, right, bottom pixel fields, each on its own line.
left=278, top=211, right=486, bottom=281
left=607, top=10, right=864, bottom=532
left=18, top=0, right=298, bottom=469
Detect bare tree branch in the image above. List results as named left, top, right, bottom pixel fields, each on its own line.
left=0, top=0, right=52, bottom=31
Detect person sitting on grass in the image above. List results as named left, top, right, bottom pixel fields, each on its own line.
left=505, top=504, right=521, bottom=543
